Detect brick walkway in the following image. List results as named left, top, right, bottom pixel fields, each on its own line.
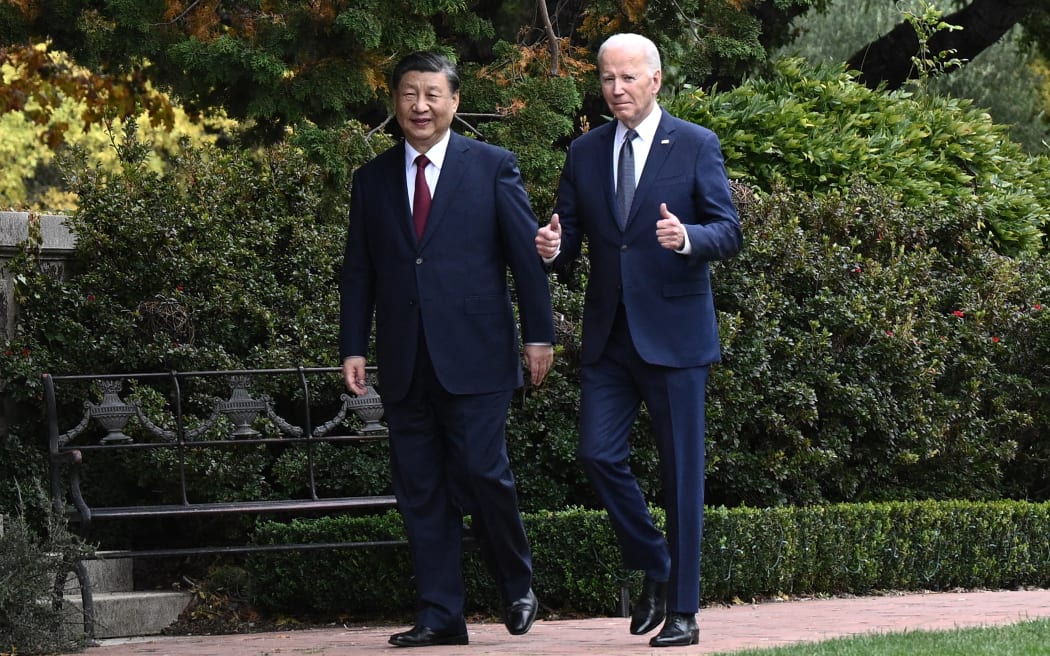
left=75, top=588, right=1050, bottom=655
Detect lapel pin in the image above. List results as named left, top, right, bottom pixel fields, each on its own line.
left=661, top=139, right=670, bottom=144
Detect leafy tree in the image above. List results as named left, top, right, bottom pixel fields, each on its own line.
left=4, top=1, right=1049, bottom=141
left=0, top=1, right=819, bottom=145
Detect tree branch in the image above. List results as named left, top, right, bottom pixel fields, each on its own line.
left=152, top=0, right=204, bottom=27
left=537, top=0, right=560, bottom=75
left=847, top=0, right=1038, bottom=90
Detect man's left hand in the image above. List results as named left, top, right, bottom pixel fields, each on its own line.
left=524, top=344, right=554, bottom=386
left=656, top=203, right=685, bottom=251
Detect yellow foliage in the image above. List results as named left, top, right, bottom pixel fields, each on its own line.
left=623, top=0, right=647, bottom=23
left=580, top=11, right=626, bottom=41
left=1, top=41, right=174, bottom=140
left=363, top=51, right=394, bottom=97
left=1031, top=55, right=1050, bottom=117
left=0, top=47, right=238, bottom=212
left=477, top=38, right=595, bottom=88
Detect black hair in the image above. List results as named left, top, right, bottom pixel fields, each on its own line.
left=390, top=51, right=460, bottom=94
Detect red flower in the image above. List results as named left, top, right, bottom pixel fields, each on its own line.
left=991, top=336, right=1001, bottom=343
left=176, top=285, right=184, bottom=292
left=87, top=294, right=96, bottom=302
left=3, top=350, right=12, bottom=357
left=885, top=330, right=893, bottom=337
left=952, top=310, right=965, bottom=318
left=21, top=348, right=30, bottom=356
left=1034, top=304, right=1043, bottom=311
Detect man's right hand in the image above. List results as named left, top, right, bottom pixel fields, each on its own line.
left=535, top=214, right=562, bottom=259
left=342, top=356, right=368, bottom=396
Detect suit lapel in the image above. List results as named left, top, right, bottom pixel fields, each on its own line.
left=626, top=113, right=676, bottom=230
left=385, top=143, right=417, bottom=245
left=418, top=132, right=468, bottom=248
left=595, top=123, right=619, bottom=232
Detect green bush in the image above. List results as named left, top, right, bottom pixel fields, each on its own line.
left=706, top=182, right=1050, bottom=507
left=0, top=122, right=391, bottom=517
left=0, top=503, right=92, bottom=655
left=779, top=5, right=1050, bottom=155
left=668, top=58, right=1050, bottom=255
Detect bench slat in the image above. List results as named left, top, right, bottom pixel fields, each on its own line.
left=79, top=495, right=398, bottom=520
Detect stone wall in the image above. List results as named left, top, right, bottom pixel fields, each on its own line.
left=0, top=211, right=76, bottom=438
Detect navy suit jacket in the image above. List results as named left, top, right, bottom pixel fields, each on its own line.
left=339, top=132, right=555, bottom=403
left=553, top=110, right=742, bottom=367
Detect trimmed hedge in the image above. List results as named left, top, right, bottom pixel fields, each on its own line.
left=245, top=499, right=1050, bottom=618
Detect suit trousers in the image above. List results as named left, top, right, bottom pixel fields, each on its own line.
left=383, top=333, right=532, bottom=632
left=578, top=305, right=709, bottom=614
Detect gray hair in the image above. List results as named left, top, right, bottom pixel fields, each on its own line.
left=597, top=33, right=661, bottom=74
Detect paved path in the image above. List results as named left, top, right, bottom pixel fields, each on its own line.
left=77, top=588, right=1050, bottom=655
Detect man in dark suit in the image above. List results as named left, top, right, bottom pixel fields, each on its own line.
left=340, top=51, right=554, bottom=648
left=535, top=33, right=742, bottom=647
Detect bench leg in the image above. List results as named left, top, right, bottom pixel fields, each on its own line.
left=74, top=559, right=97, bottom=639
left=53, top=559, right=96, bottom=640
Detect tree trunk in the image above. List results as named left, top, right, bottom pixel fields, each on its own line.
left=846, top=0, right=1037, bottom=90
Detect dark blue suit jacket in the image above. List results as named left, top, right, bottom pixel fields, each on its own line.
left=553, top=110, right=742, bottom=366
left=340, top=132, right=555, bottom=403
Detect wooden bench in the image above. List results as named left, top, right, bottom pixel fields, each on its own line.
left=43, top=366, right=399, bottom=636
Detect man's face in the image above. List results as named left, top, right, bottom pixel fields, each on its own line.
left=598, top=43, right=661, bottom=129
left=395, top=70, right=460, bottom=153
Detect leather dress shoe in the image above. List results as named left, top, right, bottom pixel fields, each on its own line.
left=388, top=625, right=469, bottom=647
left=649, top=612, right=699, bottom=647
left=504, top=588, right=539, bottom=635
left=630, top=576, right=667, bottom=635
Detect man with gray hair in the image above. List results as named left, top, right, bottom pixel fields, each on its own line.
left=536, top=32, right=742, bottom=647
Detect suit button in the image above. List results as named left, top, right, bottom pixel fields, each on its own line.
left=621, top=245, right=628, bottom=251
left=415, top=258, right=423, bottom=264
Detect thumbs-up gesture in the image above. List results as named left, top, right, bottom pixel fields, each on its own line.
left=656, top=203, right=686, bottom=251
left=536, top=213, right=562, bottom=259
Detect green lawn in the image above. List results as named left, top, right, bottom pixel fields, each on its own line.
left=714, top=619, right=1050, bottom=655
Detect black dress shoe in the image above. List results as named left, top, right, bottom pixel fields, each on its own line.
left=630, top=576, right=667, bottom=635
left=388, top=625, right=469, bottom=647
left=504, top=588, right=539, bottom=635
left=649, top=612, right=699, bottom=647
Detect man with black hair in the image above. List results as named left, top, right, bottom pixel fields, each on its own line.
left=340, top=51, right=555, bottom=647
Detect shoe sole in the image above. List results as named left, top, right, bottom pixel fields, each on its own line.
left=650, top=629, right=700, bottom=647
left=389, top=634, right=469, bottom=647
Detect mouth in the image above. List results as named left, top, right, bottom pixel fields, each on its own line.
left=411, top=117, right=431, bottom=127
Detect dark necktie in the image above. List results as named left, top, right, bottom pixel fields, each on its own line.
left=413, top=154, right=431, bottom=240
left=616, top=129, right=637, bottom=229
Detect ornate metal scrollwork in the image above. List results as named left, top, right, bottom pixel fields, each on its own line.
left=88, top=379, right=135, bottom=444
left=343, top=372, right=386, bottom=435
left=313, top=371, right=386, bottom=437
left=220, top=375, right=266, bottom=438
